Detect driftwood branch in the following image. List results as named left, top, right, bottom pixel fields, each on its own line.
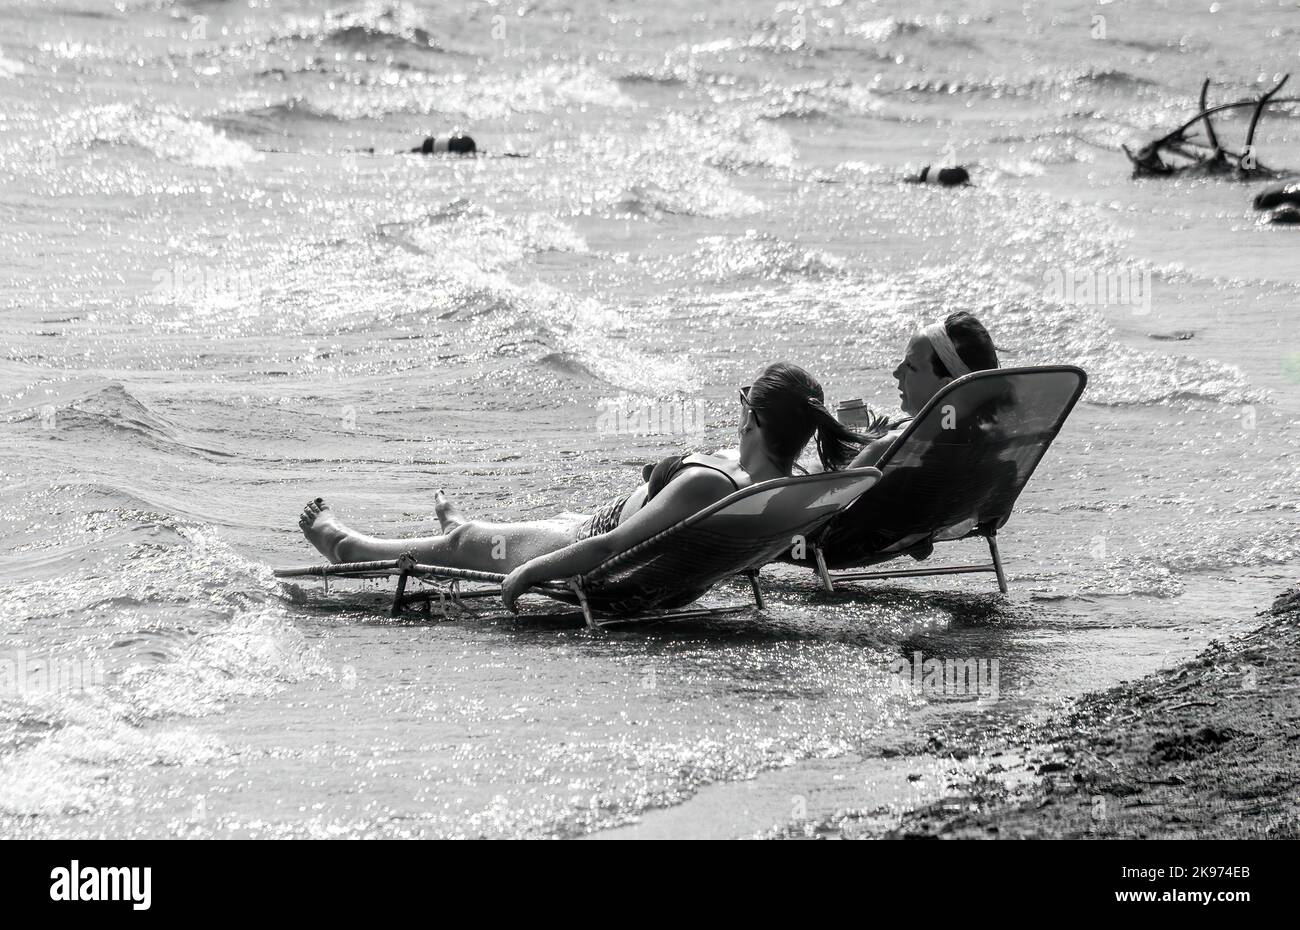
left=1127, top=77, right=1294, bottom=177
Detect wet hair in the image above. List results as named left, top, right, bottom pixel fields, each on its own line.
left=746, top=362, right=868, bottom=471
left=929, top=311, right=998, bottom=378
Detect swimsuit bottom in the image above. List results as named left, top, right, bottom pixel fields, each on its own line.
left=573, top=454, right=742, bottom=541
left=575, top=492, right=631, bottom=540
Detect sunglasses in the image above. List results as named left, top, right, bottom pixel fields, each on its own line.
left=739, top=385, right=760, bottom=424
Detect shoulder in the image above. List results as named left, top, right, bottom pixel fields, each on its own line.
left=662, top=464, right=737, bottom=506
left=676, top=464, right=738, bottom=494
left=683, top=452, right=746, bottom=487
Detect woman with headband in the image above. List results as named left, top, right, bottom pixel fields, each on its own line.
left=846, top=311, right=1000, bottom=468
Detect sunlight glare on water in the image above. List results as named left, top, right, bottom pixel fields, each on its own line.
left=0, top=0, right=1297, bottom=837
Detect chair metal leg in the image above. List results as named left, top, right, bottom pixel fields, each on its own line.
left=391, top=570, right=410, bottom=617
left=987, top=533, right=1008, bottom=594
left=746, top=570, right=765, bottom=609
left=814, top=536, right=1010, bottom=593
left=812, top=545, right=835, bottom=592
left=568, top=577, right=597, bottom=630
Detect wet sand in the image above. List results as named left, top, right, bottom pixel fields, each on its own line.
left=792, top=589, right=1300, bottom=840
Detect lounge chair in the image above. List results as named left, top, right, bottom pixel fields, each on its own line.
left=276, top=466, right=881, bottom=629
left=787, top=365, right=1087, bottom=593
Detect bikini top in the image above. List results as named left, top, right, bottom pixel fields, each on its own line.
left=642, top=452, right=744, bottom=503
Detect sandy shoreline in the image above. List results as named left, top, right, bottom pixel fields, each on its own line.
left=792, top=589, right=1300, bottom=840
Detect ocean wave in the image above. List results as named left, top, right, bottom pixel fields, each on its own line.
left=615, top=70, right=688, bottom=88
left=848, top=16, right=932, bottom=44
left=0, top=720, right=223, bottom=816
left=371, top=203, right=694, bottom=395
left=278, top=1, right=449, bottom=55
left=0, top=52, right=26, bottom=78
left=393, top=202, right=589, bottom=271
left=892, top=67, right=1158, bottom=100
left=322, top=22, right=443, bottom=53
left=615, top=180, right=763, bottom=219
left=4, top=382, right=233, bottom=460
left=205, top=98, right=344, bottom=138
left=613, top=150, right=764, bottom=218
left=60, top=103, right=262, bottom=169
left=0, top=509, right=326, bottom=816
left=659, top=109, right=796, bottom=171
left=499, top=283, right=698, bottom=396
left=1076, top=69, right=1159, bottom=89
left=675, top=230, right=845, bottom=282
left=986, top=132, right=1095, bottom=168
left=229, top=62, right=630, bottom=123
left=747, top=80, right=883, bottom=121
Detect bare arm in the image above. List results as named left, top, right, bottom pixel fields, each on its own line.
left=848, top=431, right=899, bottom=469
left=501, top=468, right=736, bottom=609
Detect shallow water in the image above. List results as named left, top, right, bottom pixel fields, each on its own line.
left=1, top=0, right=1297, bottom=837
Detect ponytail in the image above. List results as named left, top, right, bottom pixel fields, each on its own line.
left=747, top=361, right=883, bottom=472
left=806, top=397, right=888, bottom=471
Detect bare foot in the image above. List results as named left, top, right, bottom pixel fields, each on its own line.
left=299, top=497, right=355, bottom=563
left=434, top=489, right=466, bottom=531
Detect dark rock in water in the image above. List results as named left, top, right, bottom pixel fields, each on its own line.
left=1266, top=206, right=1300, bottom=225
left=417, top=134, right=476, bottom=155
left=934, top=166, right=970, bottom=186
left=1253, top=180, right=1300, bottom=210
left=910, top=164, right=971, bottom=186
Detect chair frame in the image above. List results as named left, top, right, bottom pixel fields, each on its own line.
left=803, top=365, right=1086, bottom=594
left=810, top=530, right=1009, bottom=594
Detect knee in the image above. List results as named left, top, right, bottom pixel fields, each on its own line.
left=442, top=521, right=477, bottom=555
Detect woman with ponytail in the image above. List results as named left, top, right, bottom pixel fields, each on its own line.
left=297, top=362, right=865, bottom=609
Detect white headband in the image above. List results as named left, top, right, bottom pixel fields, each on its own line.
left=922, top=322, right=970, bottom=378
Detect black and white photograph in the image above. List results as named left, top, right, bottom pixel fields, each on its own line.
left=0, top=0, right=1295, bottom=898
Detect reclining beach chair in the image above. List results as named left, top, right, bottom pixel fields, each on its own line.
left=787, top=365, right=1086, bottom=594
left=275, top=467, right=881, bottom=629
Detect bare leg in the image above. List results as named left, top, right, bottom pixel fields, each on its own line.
left=299, top=498, right=577, bottom=573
